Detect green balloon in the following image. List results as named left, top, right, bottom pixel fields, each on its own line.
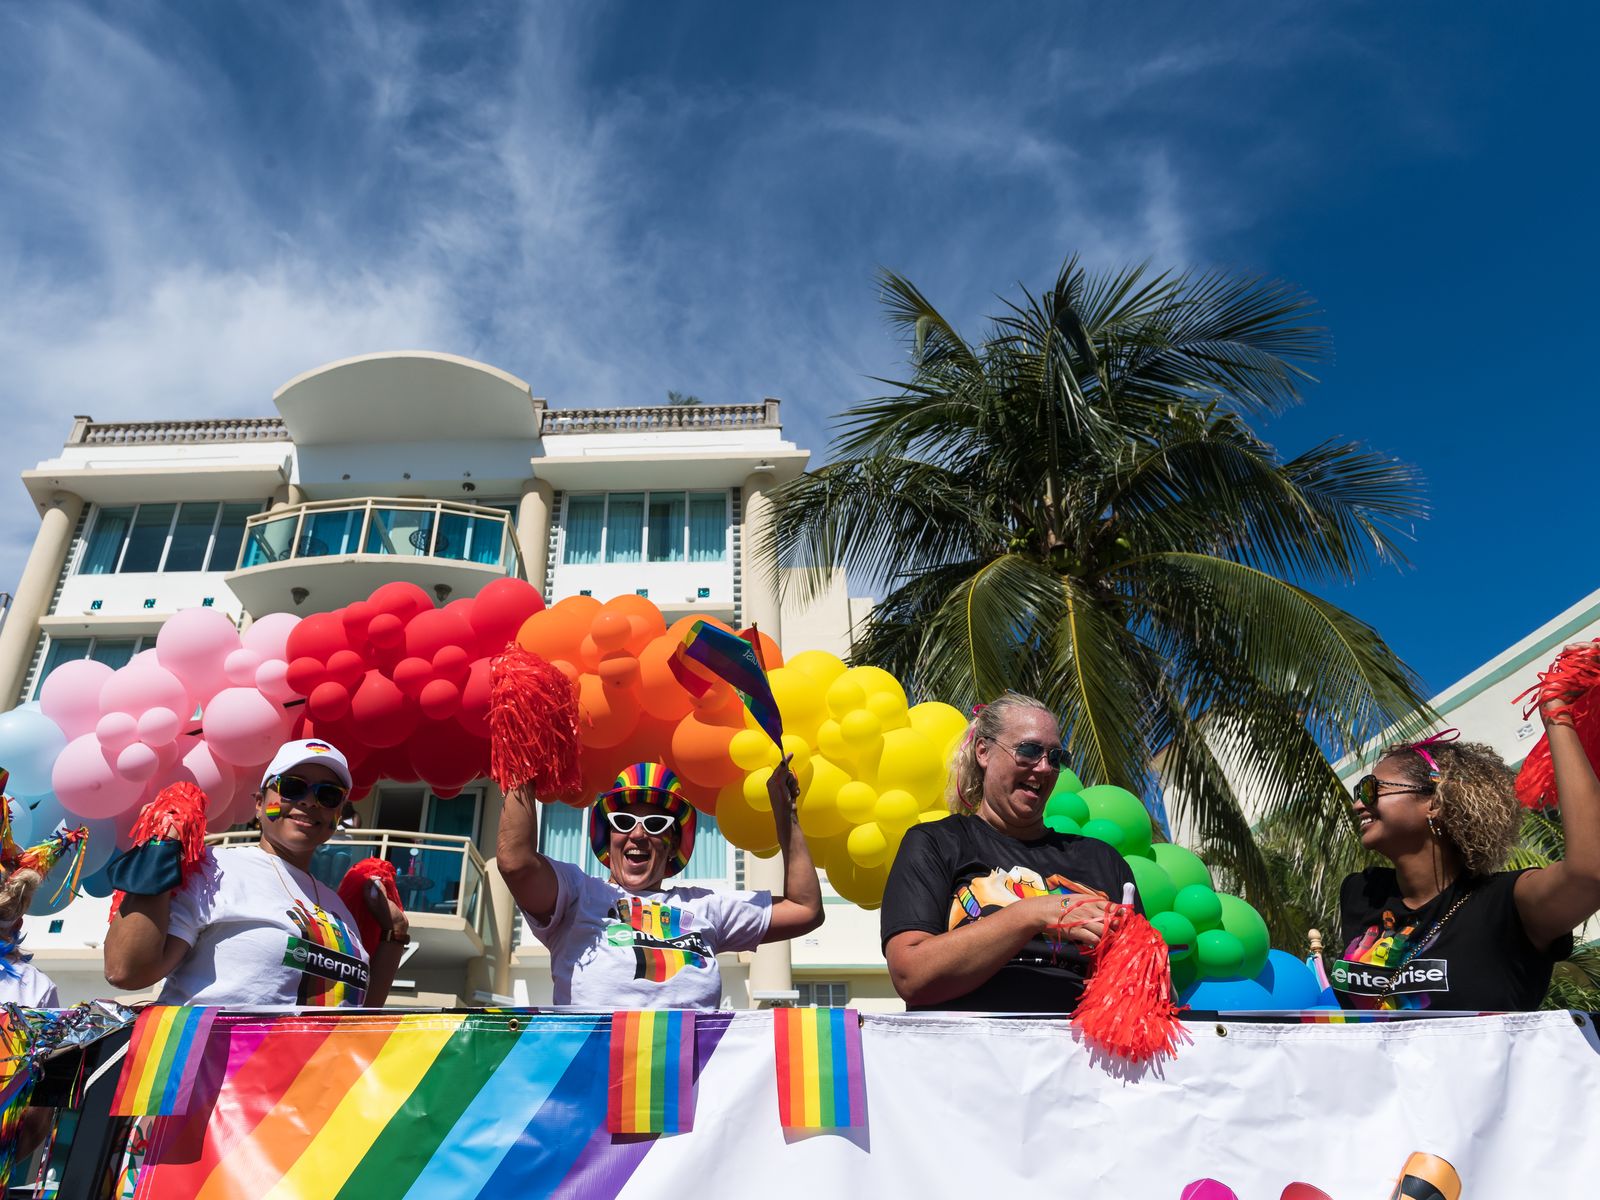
left=1195, top=928, right=1245, bottom=978
left=1216, top=892, right=1271, bottom=979
left=1149, top=910, right=1197, bottom=959
left=1125, top=855, right=1177, bottom=915
left=1172, top=883, right=1223, bottom=932
left=1043, top=789, right=1090, bottom=828
left=1079, top=818, right=1126, bottom=850
left=1077, top=784, right=1153, bottom=857
left=1170, top=952, right=1199, bottom=994
left=1049, top=767, right=1085, bottom=798
left=1044, top=814, right=1082, bottom=836
left=1151, top=842, right=1213, bottom=893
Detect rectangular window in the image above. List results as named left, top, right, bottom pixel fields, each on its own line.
left=563, top=496, right=605, bottom=565
left=120, top=504, right=176, bottom=572
left=647, top=492, right=686, bottom=562
left=33, top=635, right=148, bottom=698
left=208, top=503, right=259, bottom=571
left=163, top=502, right=220, bottom=572
left=81, top=507, right=134, bottom=575
left=604, top=492, right=644, bottom=564
left=795, top=981, right=850, bottom=1007
left=688, top=492, right=727, bottom=562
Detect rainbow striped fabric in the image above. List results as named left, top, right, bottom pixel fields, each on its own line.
left=772, top=1007, right=866, bottom=1129
left=110, top=1005, right=217, bottom=1117
left=607, top=1010, right=696, bottom=1135
left=672, top=621, right=784, bottom=746
left=135, top=1010, right=726, bottom=1199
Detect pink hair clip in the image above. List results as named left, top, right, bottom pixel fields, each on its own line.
left=1404, top=728, right=1459, bottom=779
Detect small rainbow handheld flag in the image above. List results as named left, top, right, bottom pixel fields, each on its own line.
left=606, top=1010, right=696, bottom=1135
left=110, top=1005, right=217, bottom=1116
left=672, top=621, right=784, bottom=747
left=773, top=1007, right=866, bottom=1129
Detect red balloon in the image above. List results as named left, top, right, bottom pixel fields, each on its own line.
left=392, top=656, right=435, bottom=699
left=405, top=606, right=475, bottom=662
left=368, top=612, right=405, bottom=650
left=352, top=756, right=384, bottom=788
left=469, top=578, right=545, bottom=653
left=410, top=723, right=486, bottom=791
left=285, top=656, right=326, bottom=698
left=432, top=645, right=471, bottom=685
left=307, top=681, right=351, bottom=722
left=326, top=649, right=367, bottom=690
left=418, top=678, right=461, bottom=721
left=368, top=582, right=434, bottom=623
left=456, top=658, right=492, bottom=738
left=374, top=741, right=420, bottom=783
left=349, top=671, right=418, bottom=749
left=286, top=611, right=350, bottom=663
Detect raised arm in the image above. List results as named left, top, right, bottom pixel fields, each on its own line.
left=496, top=783, right=561, bottom=922
left=1516, top=683, right=1600, bottom=949
left=762, top=757, right=824, bottom=942
left=104, top=892, right=192, bottom=992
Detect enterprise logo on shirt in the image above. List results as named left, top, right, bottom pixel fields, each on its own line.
left=1330, top=957, right=1449, bottom=996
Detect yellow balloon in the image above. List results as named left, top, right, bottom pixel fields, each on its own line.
left=780, top=733, right=812, bottom=770
left=847, top=821, right=891, bottom=868
left=828, top=860, right=888, bottom=909
left=825, top=675, right=867, bottom=718
left=866, top=688, right=910, bottom=730
left=769, top=667, right=827, bottom=742
left=876, top=728, right=943, bottom=797
left=785, top=650, right=848, bottom=689
left=909, top=701, right=969, bottom=748
left=918, top=808, right=951, bottom=825
left=714, top=782, right=779, bottom=855
left=742, top=766, right=775, bottom=811
left=797, top=756, right=851, bottom=839
left=816, top=719, right=851, bottom=763
left=840, top=708, right=882, bottom=749
left=835, top=780, right=878, bottom=824
left=844, top=665, right=904, bottom=703
left=729, top=727, right=780, bottom=772
left=873, top=788, right=920, bottom=831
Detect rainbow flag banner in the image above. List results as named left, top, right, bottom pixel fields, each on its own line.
left=110, top=1005, right=217, bottom=1117
left=607, top=1010, right=696, bottom=1135
left=772, top=1007, right=866, bottom=1129
left=672, top=621, right=784, bottom=746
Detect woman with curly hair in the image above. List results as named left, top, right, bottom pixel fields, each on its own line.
left=1335, top=660, right=1600, bottom=1011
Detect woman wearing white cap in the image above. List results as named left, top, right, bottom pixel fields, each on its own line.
left=104, top=738, right=408, bottom=1007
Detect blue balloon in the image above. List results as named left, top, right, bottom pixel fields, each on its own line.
left=79, top=861, right=116, bottom=899
left=1256, top=948, right=1327, bottom=1009
left=76, top=815, right=126, bottom=877
left=1180, top=949, right=1335, bottom=1011
left=1179, top=976, right=1274, bottom=1010
left=0, top=703, right=68, bottom=796
left=5, top=796, right=32, bottom=847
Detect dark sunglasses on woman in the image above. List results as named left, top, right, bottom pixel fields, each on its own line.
left=605, top=811, right=676, bottom=836
left=1353, top=774, right=1435, bottom=807
left=989, top=739, right=1068, bottom=769
left=270, top=773, right=350, bottom=809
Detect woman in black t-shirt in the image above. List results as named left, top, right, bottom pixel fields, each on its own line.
left=880, top=693, right=1135, bottom=1012
left=1337, top=657, right=1600, bottom=1011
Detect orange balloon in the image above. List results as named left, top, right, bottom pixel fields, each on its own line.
left=627, top=713, right=679, bottom=765
left=590, top=611, right=632, bottom=653
left=601, top=594, right=667, bottom=653
left=746, top=628, right=784, bottom=669
left=666, top=613, right=735, bottom=641
left=596, top=651, right=640, bottom=687
left=577, top=671, right=641, bottom=749
left=675, top=774, right=721, bottom=815
left=517, top=596, right=599, bottom=662
left=579, top=744, right=630, bottom=801
left=637, top=636, right=695, bottom=722
left=670, top=712, right=742, bottom=788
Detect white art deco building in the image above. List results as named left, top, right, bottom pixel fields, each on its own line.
left=2, top=351, right=893, bottom=1009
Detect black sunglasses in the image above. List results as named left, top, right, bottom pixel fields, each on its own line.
left=1353, top=774, right=1434, bottom=807
left=990, top=739, right=1068, bottom=770
left=606, top=811, right=676, bottom=836
left=270, top=773, right=349, bottom=809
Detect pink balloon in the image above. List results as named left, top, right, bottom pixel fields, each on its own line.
left=156, top=608, right=243, bottom=704
left=95, top=711, right=140, bottom=754
left=39, top=658, right=113, bottom=739
left=155, top=740, right=183, bottom=771
left=100, top=661, right=191, bottom=721
left=136, top=706, right=183, bottom=746
left=175, top=740, right=237, bottom=800
left=240, top=612, right=301, bottom=662
left=254, top=658, right=297, bottom=704
left=203, top=687, right=289, bottom=766
left=224, top=648, right=263, bottom=687
left=116, top=742, right=160, bottom=782
left=52, top=733, right=143, bottom=818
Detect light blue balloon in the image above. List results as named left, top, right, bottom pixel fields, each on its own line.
left=0, top=704, right=68, bottom=796
left=21, top=792, right=70, bottom=841
left=5, top=796, right=32, bottom=847
left=76, top=815, right=126, bottom=877
left=1179, top=976, right=1274, bottom=1011
left=1255, top=948, right=1326, bottom=1009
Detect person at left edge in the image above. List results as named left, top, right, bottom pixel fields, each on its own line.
left=499, top=759, right=823, bottom=1008
left=103, top=739, right=407, bottom=1007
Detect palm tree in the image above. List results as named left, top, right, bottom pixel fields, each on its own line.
left=760, top=258, right=1433, bottom=910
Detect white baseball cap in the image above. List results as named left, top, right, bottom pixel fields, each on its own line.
left=260, top=739, right=353, bottom=791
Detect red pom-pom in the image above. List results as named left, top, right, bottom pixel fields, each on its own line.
left=1515, top=641, right=1600, bottom=809
left=338, top=857, right=401, bottom=955
left=109, top=782, right=210, bottom=919
left=489, top=643, right=583, bottom=801
left=1059, top=893, right=1186, bottom=1065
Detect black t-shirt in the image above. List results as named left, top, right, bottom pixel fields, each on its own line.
left=1334, top=867, right=1573, bottom=1012
left=879, top=814, right=1138, bottom=1013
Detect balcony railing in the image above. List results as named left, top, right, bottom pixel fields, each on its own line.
left=205, top=827, right=491, bottom=945
left=69, top=416, right=291, bottom=445
left=237, top=497, right=523, bottom=578
left=537, top=399, right=780, bottom=435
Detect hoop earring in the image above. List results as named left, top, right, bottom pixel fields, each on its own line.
left=1427, top=816, right=1441, bottom=839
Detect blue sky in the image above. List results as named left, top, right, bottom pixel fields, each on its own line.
left=0, top=2, right=1593, bottom=697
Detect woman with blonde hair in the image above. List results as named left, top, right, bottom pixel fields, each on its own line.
left=879, top=692, right=1137, bottom=1011
left=1337, top=652, right=1600, bottom=1010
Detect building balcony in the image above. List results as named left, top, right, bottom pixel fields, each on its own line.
left=206, top=827, right=492, bottom=968
left=224, top=497, right=524, bottom=615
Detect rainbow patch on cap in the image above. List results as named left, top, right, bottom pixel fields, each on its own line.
left=590, top=762, right=696, bottom=876
left=304, top=741, right=334, bottom=754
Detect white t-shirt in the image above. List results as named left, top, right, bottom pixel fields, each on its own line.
left=159, top=845, right=371, bottom=1008
left=0, top=960, right=60, bottom=1007
left=527, top=859, right=772, bottom=1008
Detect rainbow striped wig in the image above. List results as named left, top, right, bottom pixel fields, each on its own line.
left=589, top=762, right=697, bottom=877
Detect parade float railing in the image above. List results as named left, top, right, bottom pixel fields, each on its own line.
left=25, top=1006, right=1600, bottom=1199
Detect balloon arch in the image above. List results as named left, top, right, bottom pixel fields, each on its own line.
left=0, top=580, right=1328, bottom=1006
